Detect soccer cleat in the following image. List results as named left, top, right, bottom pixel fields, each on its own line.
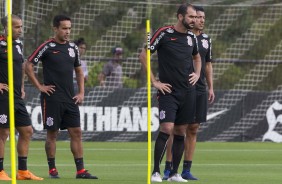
left=168, top=173, right=188, bottom=182
left=151, top=172, right=162, bottom=182
left=181, top=170, right=198, bottom=180
left=162, top=169, right=171, bottom=180
left=16, top=170, right=44, bottom=180
left=0, top=170, right=11, bottom=180
left=49, top=168, right=60, bottom=179
left=76, top=169, right=98, bottom=179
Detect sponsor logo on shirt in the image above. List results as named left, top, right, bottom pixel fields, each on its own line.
left=0, top=41, right=7, bottom=46
left=49, top=43, right=56, bottom=47
left=166, top=28, right=174, bottom=33
left=170, top=38, right=177, bottom=41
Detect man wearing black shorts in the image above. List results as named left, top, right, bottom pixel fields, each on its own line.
left=0, top=15, right=43, bottom=181
left=25, top=14, right=97, bottom=179
left=139, top=3, right=201, bottom=182
left=164, top=6, right=215, bottom=181
left=181, top=6, right=215, bottom=180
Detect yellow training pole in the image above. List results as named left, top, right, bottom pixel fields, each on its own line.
left=6, top=0, right=17, bottom=183
left=146, top=19, right=151, bottom=184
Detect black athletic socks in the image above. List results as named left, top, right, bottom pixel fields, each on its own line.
left=170, top=134, right=185, bottom=176
left=152, top=131, right=170, bottom=173
left=18, top=156, right=27, bottom=170
left=47, top=158, right=56, bottom=170
left=75, top=158, right=84, bottom=171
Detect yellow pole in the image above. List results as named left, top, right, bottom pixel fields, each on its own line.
left=6, top=0, right=17, bottom=183
left=146, top=19, right=151, bottom=184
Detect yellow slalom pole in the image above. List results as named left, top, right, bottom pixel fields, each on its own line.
left=146, top=19, right=151, bottom=184
left=6, top=0, right=17, bottom=183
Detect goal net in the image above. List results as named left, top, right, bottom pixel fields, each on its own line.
left=2, top=0, right=282, bottom=142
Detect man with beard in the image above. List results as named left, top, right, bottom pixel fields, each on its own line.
left=139, top=3, right=201, bottom=182
left=163, top=6, right=215, bottom=181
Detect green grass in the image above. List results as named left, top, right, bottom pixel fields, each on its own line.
left=3, top=141, right=282, bottom=183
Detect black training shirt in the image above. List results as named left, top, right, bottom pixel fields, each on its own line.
left=150, top=25, right=199, bottom=91
left=0, top=35, right=24, bottom=101
left=195, top=33, right=212, bottom=92
left=28, top=38, right=81, bottom=102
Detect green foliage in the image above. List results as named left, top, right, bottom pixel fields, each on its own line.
left=85, top=61, right=104, bottom=87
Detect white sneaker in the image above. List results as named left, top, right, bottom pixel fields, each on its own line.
left=151, top=172, right=162, bottom=182
left=168, top=173, right=188, bottom=182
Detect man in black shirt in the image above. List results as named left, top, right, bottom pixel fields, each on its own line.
left=164, top=6, right=215, bottom=181
left=25, top=14, right=97, bottom=179
left=181, top=6, right=214, bottom=180
left=139, top=3, right=201, bottom=182
left=0, top=15, right=43, bottom=181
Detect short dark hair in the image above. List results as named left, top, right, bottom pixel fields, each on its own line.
left=53, top=14, right=71, bottom=28
left=1, top=14, right=21, bottom=28
left=176, top=3, right=195, bottom=18
left=194, top=5, right=205, bottom=13
left=74, top=37, right=86, bottom=47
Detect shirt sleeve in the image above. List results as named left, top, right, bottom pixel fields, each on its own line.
left=28, top=41, right=49, bottom=65
left=206, top=38, right=212, bottom=63
left=192, top=34, right=199, bottom=56
left=149, top=27, right=166, bottom=54
left=74, top=45, right=81, bottom=67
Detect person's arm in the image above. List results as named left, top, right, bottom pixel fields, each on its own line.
left=190, top=53, right=201, bottom=85
left=206, top=62, right=215, bottom=103
left=139, top=48, right=171, bottom=94
left=98, top=72, right=106, bottom=86
left=21, top=61, right=26, bottom=99
left=25, top=61, right=55, bottom=96
left=73, top=66, right=84, bottom=104
left=0, top=83, right=8, bottom=94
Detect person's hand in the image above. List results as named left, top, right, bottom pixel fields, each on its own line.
left=188, top=72, right=199, bottom=85
left=73, top=93, right=84, bottom=104
left=39, top=84, right=56, bottom=96
left=21, top=88, right=26, bottom=99
left=152, top=80, right=172, bottom=95
left=0, top=83, right=8, bottom=94
left=208, top=89, right=215, bottom=104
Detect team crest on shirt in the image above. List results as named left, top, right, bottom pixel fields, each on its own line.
left=68, top=48, right=75, bottom=57
left=0, top=41, right=7, bottom=46
left=159, top=110, right=166, bottom=120
left=46, top=117, right=54, bottom=126
left=0, top=114, right=8, bottom=124
left=187, top=36, right=193, bottom=46
left=166, top=28, right=174, bottom=33
left=16, top=45, right=23, bottom=55
left=201, top=39, right=209, bottom=49
left=49, top=42, right=56, bottom=47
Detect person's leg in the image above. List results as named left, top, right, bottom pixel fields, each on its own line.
left=46, top=129, right=59, bottom=171
left=68, top=127, right=98, bottom=179
left=169, top=124, right=187, bottom=176
left=163, top=135, right=173, bottom=180
left=182, top=123, right=199, bottom=180
left=0, top=128, right=11, bottom=181
left=16, top=125, right=43, bottom=180
left=16, top=126, right=33, bottom=170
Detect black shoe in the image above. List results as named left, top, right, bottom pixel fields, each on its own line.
left=49, top=168, right=60, bottom=179
left=76, top=170, right=98, bottom=179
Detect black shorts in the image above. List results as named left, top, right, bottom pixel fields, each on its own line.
left=195, top=91, right=208, bottom=123
left=0, top=99, right=32, bottom=128
left=41, top=99, right=80, bottom=130
left=157, top=89, right=196, bottom=125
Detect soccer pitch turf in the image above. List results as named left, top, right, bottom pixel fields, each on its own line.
left=3, top=141, right=282, bottom=184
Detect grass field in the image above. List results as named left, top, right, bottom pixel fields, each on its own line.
left=3, top=141, right=282, bottom=184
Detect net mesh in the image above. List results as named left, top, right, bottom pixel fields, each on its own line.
left=1, top=0, right=282, bottom=142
